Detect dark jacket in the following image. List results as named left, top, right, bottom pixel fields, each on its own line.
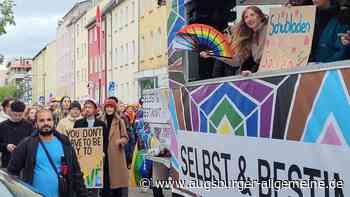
left=73, top=118, right=107, bottom=152
left=0, top=119, right=33, bottom=168
left=7, top=131, right=88, bottom=197
left=310, top=4, right=350, bottom=62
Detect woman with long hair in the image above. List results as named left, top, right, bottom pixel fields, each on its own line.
left=101, top=99, right=129, bottom=197
left=24, top=106, right=37, bottom=127
left=201, top=6, right=268, bottom=76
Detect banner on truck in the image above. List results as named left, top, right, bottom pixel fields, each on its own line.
left=177, top=131, right=348, bottom=197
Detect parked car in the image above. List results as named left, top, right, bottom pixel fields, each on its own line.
left=0, top=170, right=43, bottom=197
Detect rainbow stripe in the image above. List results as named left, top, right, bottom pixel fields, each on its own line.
left=176, top=23, right=233, bottom=58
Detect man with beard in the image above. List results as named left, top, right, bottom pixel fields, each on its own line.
left=7, top=109, right=88, bottom=197
left=0, top=100, right=33, bottom=168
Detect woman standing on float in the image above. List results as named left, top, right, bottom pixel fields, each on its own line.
left=201, top=6, right=268, bottom=76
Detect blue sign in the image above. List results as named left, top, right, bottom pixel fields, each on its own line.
left=38, top=96, right=45, bottom=105
left=108, top=81, right=116, bottom=97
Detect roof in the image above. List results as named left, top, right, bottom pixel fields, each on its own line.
left=63, top=0, right=91, bottom=20
left=32, top=46, right=48, bottom=60
left=85, top=0, right=122, bottom=28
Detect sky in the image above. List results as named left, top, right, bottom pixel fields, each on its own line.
left=0, top=0, right=79, bottom=69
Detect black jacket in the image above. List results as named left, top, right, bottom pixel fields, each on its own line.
left=73, top=118, right=108, bottom=152
left=0, top=119, right=33, bottom=168
left=7, top=131, right=88, bottom=197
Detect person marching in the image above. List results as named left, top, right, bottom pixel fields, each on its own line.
left=100, top=99, right=129, bottom=197
left=0, top=100, right=33, bottom=168
left=7, top=109, right=88, bottom=197
left=73, top=99, right=107, bottom=197
left=56, top=101, right=82, bottom=135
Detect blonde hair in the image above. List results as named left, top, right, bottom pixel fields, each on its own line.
left=228, top=6, right=268, bottom=61
left=24, top=106, right=38, bottom=121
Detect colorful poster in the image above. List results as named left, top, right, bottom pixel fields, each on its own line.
left=67, top=127, right=104, bottom=188
left=260, top=6, right=316, bottom=71
left=178, top=131, right=349, bottom=197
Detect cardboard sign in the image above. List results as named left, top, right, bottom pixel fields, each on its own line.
left=260, top=6, right=316, bottom=71
left=67, top=127, right=104, bottom=188
left=143, top=88, right=170, bottom=124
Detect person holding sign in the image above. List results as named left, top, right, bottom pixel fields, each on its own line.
left=100, top=99, right=129, bottom=197
left=73, top=99, right=107, bottom=197
left=309, top=0, right=350, bottom=62
left=200, top=6, right=268, bottom=76
left=7, top=109, right=88, bottom=197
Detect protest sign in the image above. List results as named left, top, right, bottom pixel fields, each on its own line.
left=143, top=88, right=170, bottom=124
left=67, top=127, right=104, bottom=188
left=260, top=6, right=316, bottom=71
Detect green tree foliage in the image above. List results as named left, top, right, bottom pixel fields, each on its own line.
left=0, top=0, right=15, bottom=35
left=0, top=84, right=17, bottom=103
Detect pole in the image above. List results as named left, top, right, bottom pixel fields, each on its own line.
left=99, top=78, right=102, bottom=104
left=104, top=14, right=108, bottom=101
left=43, top=73, right=46, bottom=104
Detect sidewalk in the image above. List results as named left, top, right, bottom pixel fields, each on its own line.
left=129, top=188, right=172, bottom=197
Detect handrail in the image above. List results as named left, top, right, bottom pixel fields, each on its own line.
left=186, top=60, right=350, bottom=87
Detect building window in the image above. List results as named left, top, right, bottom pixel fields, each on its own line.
left=131, top=40, right=135, bottom=61
left=115, top=12, right=118, bottom=30
left=77, top=47, right=80, bottom=59
left=126, top=6, right=129, bottom=25
left=121, top=45, right=124, bottom=65
left=114, top=48, right=118, bottom=65
left=157, top=28, right=162, bottom=55
left=120, top=9, right=123, bottom=29
left=140, top=0, right=144, bottom=17
left=150, top=31, right=154, bottom=58
left=126, top=43, right=129, bottom=65
left=140, top=36, right=144, bottom=61
left=131, top=1, right=135, bottom=21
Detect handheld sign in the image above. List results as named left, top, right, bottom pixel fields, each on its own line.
left=67, top=127, right=104, bottom=188
left=260, top=6, right=316, bottom=71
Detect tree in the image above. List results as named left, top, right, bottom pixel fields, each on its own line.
left=0, top=0, right=15, bottom=35
left=0, top=84, right=17, bottom=103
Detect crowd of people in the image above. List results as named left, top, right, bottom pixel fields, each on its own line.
left=200, top=0, right=350, bottom=77
left=0, top=95, right=144, bottom=197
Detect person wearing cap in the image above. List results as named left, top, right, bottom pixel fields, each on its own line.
left=56, top=101, right=82, bottom=135
left=100, top=99, right=129, bottom=197
left=0, top=100, right=33, bottom=168
left=73, top=99, right=107, bottom=197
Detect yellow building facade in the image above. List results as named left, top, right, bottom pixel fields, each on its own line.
left=137, top=0, right=169, bottom=95
left=45, top=41, right=57, bottom=99
left=109, top=0, right=139, bottom=103
left=32, top=47, right=47, bottom=104
left=32, top=41, right=57, bottom=104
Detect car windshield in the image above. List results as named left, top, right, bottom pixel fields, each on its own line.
left=0, top=170, right=43, bottom=197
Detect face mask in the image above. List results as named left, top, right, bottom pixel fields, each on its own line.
left=38, top=129, right=53, bottom=136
